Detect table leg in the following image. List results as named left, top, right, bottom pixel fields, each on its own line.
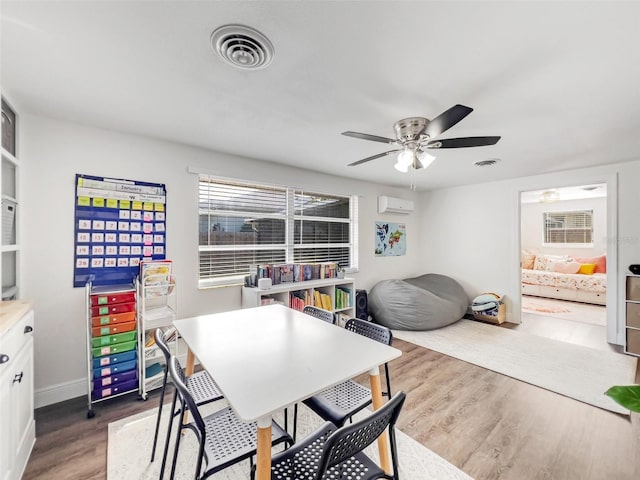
left=185, top=348, right=195, bottom=376
left=369, top=366, right=391, bottom=474
left=256, top=416, right=272, bottom=480
left=182, top=348, right=196, bottom=425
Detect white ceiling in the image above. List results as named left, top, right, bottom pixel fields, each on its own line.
left=2, top=1, right=640, bottom=191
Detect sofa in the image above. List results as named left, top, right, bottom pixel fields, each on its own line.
left=521, top=252, right=606, bottom=305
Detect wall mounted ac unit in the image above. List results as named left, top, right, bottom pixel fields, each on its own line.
left=378, top=196, right=414, bottom=215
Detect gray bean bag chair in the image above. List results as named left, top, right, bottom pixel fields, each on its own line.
left=368, top=273, right=468, bottom=330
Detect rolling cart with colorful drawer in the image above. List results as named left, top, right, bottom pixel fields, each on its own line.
left=85, top=282, right=139, bottom=418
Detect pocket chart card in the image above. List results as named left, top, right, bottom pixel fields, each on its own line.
left=74, top=174, right=167, bottom=287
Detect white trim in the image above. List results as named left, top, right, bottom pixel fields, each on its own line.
left=35, top=377, right=87, bottom=408
left=606, top=173, right=620, bottom=345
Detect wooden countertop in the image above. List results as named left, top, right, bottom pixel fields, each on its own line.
left=0, top=300, right=32, bottom=337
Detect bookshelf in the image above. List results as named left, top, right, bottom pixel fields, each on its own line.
left=241, top=277, right=355, bottom=326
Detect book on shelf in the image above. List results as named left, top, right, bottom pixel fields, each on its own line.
left=249, top=262, right=341, bottom=286
left=335, top=286, right=352, bottom=310
left=140, top=259, right=174, bottom=296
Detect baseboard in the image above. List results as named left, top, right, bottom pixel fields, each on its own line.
left=35, top=378, right=87, bottom=408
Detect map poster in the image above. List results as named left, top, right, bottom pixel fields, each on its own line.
left=375, top=221, right=406, bottom=257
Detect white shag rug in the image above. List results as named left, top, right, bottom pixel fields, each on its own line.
left=108, top=400, right=473, bottom=480
left=394, top=319, right=637, bottom=415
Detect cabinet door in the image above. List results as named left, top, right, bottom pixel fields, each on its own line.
left=0, top=365, right=14, bottom=480
left=11, top=337, right=34, bottom=473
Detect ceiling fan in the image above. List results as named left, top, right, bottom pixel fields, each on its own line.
left=343, top=104, right=500, bottom=173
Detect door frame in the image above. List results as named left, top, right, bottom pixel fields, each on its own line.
left=514, top=173, right=620, bottom=345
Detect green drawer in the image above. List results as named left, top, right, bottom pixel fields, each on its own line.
left=91, top=330, right=137, bottom=348
left=92, top=340, right=137, bottom=358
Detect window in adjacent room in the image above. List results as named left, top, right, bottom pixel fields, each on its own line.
left=543, top=209, right=593, bottom=245
left=198, top=175, right=358, bottom=287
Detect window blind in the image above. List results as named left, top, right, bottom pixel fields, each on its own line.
left=543, top=210, right=593, bottom=244
left=198, top=176, right=356, bottom=285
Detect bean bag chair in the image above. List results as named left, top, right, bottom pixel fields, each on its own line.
left=368, top=273, right=468, bottom=330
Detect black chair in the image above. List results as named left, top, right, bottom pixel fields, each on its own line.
left=150, top=328, right=224, bottom=477
left=344, top=318, right=393, bottom=398
left=295, top=318, right=394, bottom=439
left=167, top=356, right=293, bottom=480
left=302, top=305, right=335, bottom=324
left=256, top=391, right=406, bottom=480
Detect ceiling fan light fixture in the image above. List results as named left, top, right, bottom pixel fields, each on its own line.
left=395, top=148, right=414, bottom=172
left=417, top=149, right=436, bottom=169
left=394, top=160, right=410, bottom=173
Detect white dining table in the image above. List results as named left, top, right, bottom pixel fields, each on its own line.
left=173, top=303, right=402, bottom=480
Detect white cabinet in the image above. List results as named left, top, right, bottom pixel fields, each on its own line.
left=137, top=274, right=179, bottom=399
left=1, top=96, right=20, bottom=301
left=0, top=302, right=35, bottom=480
left=625, top=274, right=640, bottom=357
left=242, top=278, right=355, bottom=326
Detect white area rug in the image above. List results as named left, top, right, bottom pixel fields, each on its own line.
left=394, top=319, right=637, bottom=415
left=521, top=295, right=607, bottom=326
left=108, top=400, right=473, bottom=480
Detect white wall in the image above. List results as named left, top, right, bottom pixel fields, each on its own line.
left=521, top=196, right=607, bottom=257
left=419, top=162, right=640, bottom=345
left=21, top=115, right=425, bottom=407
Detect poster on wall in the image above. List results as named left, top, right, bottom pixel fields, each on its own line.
left=375, top=221, right=406, bottom=257
left=73, top=174, right=167, bottom=287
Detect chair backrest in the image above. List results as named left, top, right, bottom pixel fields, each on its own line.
left=316, top=391, right=406, bottom=479
left=154, top=328, right=171, bottom=362
left=168, top=355, right=206, bottom=435
left=344, top=318, right=393, bottom=346
left=302, top=305, right=335, bottom=324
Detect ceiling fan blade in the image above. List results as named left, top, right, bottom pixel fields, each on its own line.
left=423, top=104, right=473, bottom=138
left=347, top=149, right=401, bottom=166
left=427, top=136, right=501, bottom=149
left=342, top=131, right=397, bottom=144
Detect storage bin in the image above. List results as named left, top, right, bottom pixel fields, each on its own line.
left=627, top=277, right=640, bottom=302
left=91, top=311, right=136, bottom=327
left=91, top=378, right=138, bottom=400
left=93, top=358, right=137, bottom=379
left=1, top=197, right=16, bottom=245
left=90, top=291, right=135, bottom=306
left=92, top=339, right=137, bottom=358
left=92, top=369, right=137, bottom=389
left=1, top=98, right=16, bottom=155
left=91, top=320, right=137, bottom=337
left=92, top=349, right=137, bottom=369
left=91, top=330, right=137, bottom=348
left=91, top=301, right=136, bottom=317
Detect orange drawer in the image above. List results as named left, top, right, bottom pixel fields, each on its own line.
left=91, top=302, right=136, bottom=317
left=91, top=311, right=136, bottom=327
left=92, top=321, right=137, bottom=337
left=90, top=291, right=135, bottom=306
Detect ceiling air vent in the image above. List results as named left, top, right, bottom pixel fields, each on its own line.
left=474, top=158, right=501, bottom=167
left=210, top=25, right=274, bottom=70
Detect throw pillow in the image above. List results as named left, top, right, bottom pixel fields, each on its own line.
left=552, top=260, right=581, bottom=274
left=534, top=254, right=569, bottom=271
left=573, top=255, right=606, bottom=274
left=578, top=263, right=597, bottom=275
left=521, top=251, right=536, bottom=270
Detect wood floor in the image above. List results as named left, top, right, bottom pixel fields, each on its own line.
left=24, top=337, right=640, bottom=480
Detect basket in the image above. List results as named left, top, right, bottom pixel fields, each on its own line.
left=1, top=197, right=16, bottom=245
left=473, top=303, right=506, bottom=324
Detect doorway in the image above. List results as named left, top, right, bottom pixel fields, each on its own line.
left=518, top=183, right=613, bottom=351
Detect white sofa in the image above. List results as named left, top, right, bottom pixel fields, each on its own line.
left=520, top=253, right=607, bottom=306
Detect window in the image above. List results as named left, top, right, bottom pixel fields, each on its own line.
left=543, top=210, right=593, bottom=245
left=198, top=176, right=357, bottom=286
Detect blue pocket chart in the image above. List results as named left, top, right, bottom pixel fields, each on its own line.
left=74, top=174, right=167, bottom=287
